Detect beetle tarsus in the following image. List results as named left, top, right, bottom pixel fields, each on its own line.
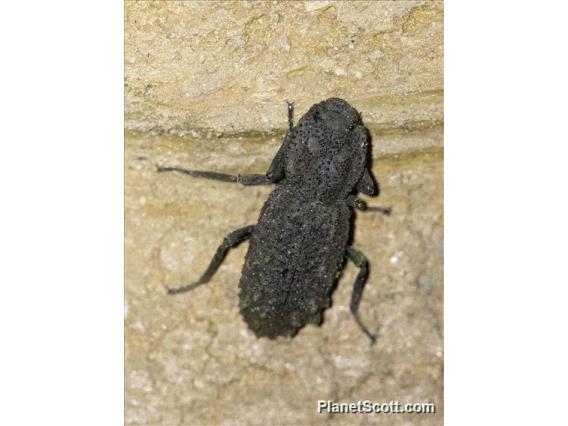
left=166, top=282, right=204, bottom=295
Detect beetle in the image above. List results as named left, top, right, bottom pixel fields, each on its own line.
left=157, top=98, right=390, bottom=343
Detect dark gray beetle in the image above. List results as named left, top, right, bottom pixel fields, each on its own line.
left=158, top=98, right=390, bottom=343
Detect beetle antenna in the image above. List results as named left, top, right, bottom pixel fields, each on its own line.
left=286, top=100, right=294, bottom=130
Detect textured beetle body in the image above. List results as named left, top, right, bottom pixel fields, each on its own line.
left=239, top=187, right=351, bottom=338
left=239, top=98, right=372, bottom=338
left=160, top=98, right=382, bottom=342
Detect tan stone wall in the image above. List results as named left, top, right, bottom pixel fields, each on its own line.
left=125, top=2, right=443, bottom=425
left=125, top=0, right=443, bottom=155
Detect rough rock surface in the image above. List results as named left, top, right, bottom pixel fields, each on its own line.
left=125, top=1, right=443, bottom=425
left=125, top=0, right=443, bottom=155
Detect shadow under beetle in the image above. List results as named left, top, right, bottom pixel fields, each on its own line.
left=157, top=98, right=390, bottom=344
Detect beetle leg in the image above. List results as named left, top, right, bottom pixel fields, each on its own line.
left=157, top=102, right=294, bottom=186
left=345, top=195, right=392, bottom=216
left=167, top=225, right=255, bottom=295
left=346, top=246, right=377, bottom=344
left=157, top=166, right=271, bottom=185
left=362, top=205, right=392, bottom=215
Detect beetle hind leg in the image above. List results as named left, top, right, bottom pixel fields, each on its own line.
left=346, top=246, right=377, bottom=344
left=167, top=225, right=255, bottom=295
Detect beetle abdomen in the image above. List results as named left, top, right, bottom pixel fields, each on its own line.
left=239, top=186, right=351, bottom=338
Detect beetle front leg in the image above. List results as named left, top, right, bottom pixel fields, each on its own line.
left=158, top=101, right=293, bottom=186
left=167, top=225, right=255, bottom=294
left=157, top=166, right=271, bottom=186
left=346, top=246, right=377, bottom=344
